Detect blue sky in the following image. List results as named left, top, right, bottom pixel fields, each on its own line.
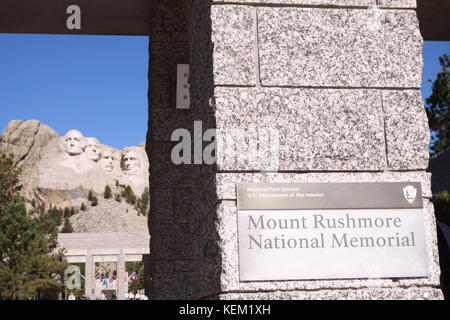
left=0, top=34, right=448, bottom=150
left=421, top=41, right=450, bottom=103
left=0, top=34, right=148, bottom=150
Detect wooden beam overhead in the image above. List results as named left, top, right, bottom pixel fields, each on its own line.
left=0, top=0, right=448, bottom=41
left=0, top=0, right=150, bottom=36
left=417, top=0, right=450, bottom=41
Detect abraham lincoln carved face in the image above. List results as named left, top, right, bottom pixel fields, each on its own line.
left=122, top=150, right=140, bottom=175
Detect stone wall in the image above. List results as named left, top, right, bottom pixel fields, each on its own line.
left=147, top=0, right=199, bottom=299
left=428, top=148, right=450, bottom=194
left=147, top=0, right=443, bottom=299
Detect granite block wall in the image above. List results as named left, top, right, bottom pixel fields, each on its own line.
left=147, top=0, right=443, bottom=299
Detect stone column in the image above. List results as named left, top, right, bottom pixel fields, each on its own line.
left=85, top=251, right=95, bottom=299
left=147, top=0, right=444, bottom=299
left=147, top=0, right=196, bottom=300
left=117, top=250, right=126, bottom=300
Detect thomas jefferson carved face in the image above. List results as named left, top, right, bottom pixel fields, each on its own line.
left=85, top=138, right=101, bottom=162
left=64, top=130, right=86, bottom=156
left=100, top=149, right=114, bottom=172
left=122, top=150, right=140, bottom=175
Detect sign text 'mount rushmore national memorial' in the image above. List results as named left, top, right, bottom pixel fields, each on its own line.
left=237, top=183, right=428, bottom=281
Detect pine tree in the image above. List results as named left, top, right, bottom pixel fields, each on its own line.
left=80, top=202, right=87, bottom=211
left=121, top=185, right=136, bottom=205
left=70, top=208, right=75, bottom=216
left=64, top=207, right=70, bottom=218
left=0, top=153, right=21, bottom=212
left=61, top=216, right=74, bottom=233
left=140, top=187, right=149, bottom=216
left=49, top=207, right=63, bottom=226
left=104, top=185, right=112, bottom=199
left=88, top=190, right=94, bottom=202
left=0, top=156, right=67, bottom=299
left=426, top=53, right=450, bottom=154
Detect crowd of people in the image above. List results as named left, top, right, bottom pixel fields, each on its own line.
left=124, top=292, right=148, bottom=300
left=67, top=292, right=148, bottom=300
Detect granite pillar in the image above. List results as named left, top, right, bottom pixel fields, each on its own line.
left=147, top=0, right=444, bottom=299
left=118, top=250, right=126, bottom=300
left=85, top=251, right=95, bottom=299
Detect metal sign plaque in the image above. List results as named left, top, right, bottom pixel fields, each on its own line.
left=237, top=182, right=429, bottom=282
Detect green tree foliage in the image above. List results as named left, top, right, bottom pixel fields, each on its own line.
left=88, top=190, right=99, bottom=207
left=0, top=155, right=67, bottom=299
left=121, top=185, right=136, bottom=205
left=433, top=190, right=450, bottom=226
left=426, top=54, right=450, bottom=154
left=80, top=203, right=87, bottom=211
left=141, top=187, right=149, bottom=214
left=70, top=208, right=75, bottom=216
left=61, top=216, right=74, bottom=233
left=104, top=185, right=112, bottom=199
left=88, top=190, right=94, bottom=202
left=138, top=187, right=149, bottom=216
left=91, top=197, right=98, bottom=207
left=63, top=207, right=70, bottom=218
left=48, top=207, right=63, bottom=227
left=0, top=154, right=21, bottom=213
left=115, top=194, right=121, bottom=203
left=125, top=261, right=145, bottom=293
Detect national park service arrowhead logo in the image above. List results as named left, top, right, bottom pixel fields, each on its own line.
left=403, top=185, right=417, bottom=204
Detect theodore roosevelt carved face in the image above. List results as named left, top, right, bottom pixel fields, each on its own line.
left=100, top=149, right=114, bottom=172
left=64, top=130, right=86, bottom=156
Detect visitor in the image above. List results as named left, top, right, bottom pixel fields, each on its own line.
left=124, top=292, right=129, bottom=300
left=129, top=292, right=135, bottom=300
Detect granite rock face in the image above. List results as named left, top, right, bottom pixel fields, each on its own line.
left=0, top=119, right=58, bottom=166
left=0, top=120, right=149, bottom=214
left=214, top=87, right=386, bottom=171
left=383, top=90, right=430, bottom=170
left=215, top=287, right=443, bottom=300
left=213, top=0, right=375, bottom=6
left=69, top=197, right=148, bottom=233
left=257, top=8, right=423, bottom=88
left=211, top=6, right=255, bottom=85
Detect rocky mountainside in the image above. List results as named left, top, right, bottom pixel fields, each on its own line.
left=0, top=119, right=149, bottom=233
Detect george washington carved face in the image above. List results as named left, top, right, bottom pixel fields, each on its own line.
left=64, top=130, right=86, bottom=156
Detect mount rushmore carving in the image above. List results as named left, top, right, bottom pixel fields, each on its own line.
left=0, top=120, right=149, bottom=209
